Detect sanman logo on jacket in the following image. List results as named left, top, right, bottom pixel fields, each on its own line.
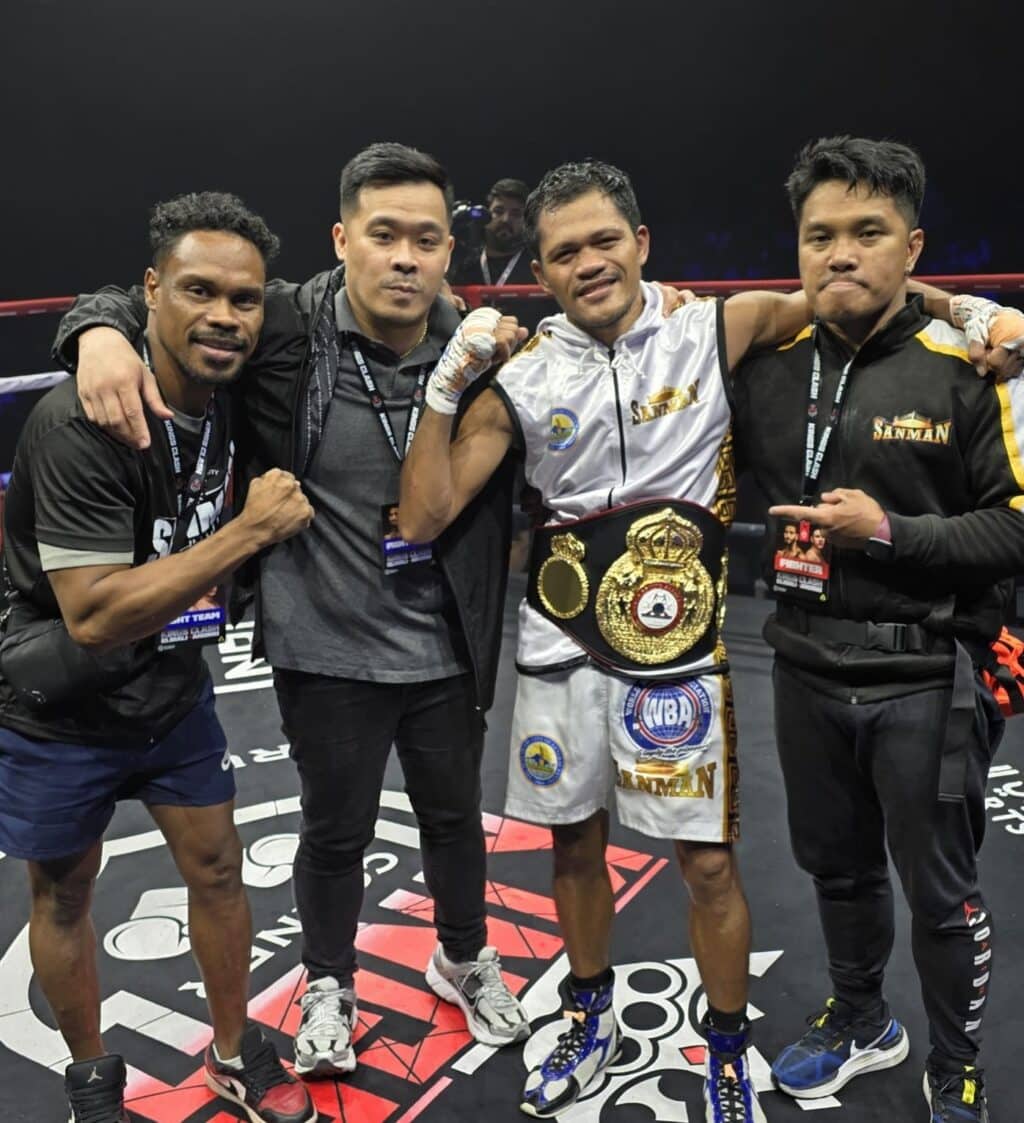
left=872, top=411, right=952, bottom=445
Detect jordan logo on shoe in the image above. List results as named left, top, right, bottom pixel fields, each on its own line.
left=86, top=1067, right=103, bottom=1084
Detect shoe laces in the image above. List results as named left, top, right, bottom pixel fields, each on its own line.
left=299, top=984, right=352, bottom=1038
left=69, top=1084, right=124, bottom=1123
left=546, top=1010, right=592, bottom=1071
left=709, top=1061, right=749, bottom=1122
left=932, top=1067, right=986, bottom=1115
left=235, top=1035, right=292, bottom=1101
left=799, top=1000, right=851, bottom=1051
left=464, top=953, right=521, bottom=1013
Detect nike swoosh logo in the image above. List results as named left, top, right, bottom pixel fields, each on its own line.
left=849, top=1024, right=894, bottom=1056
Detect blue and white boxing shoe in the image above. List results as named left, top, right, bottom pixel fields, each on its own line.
left=703, top=1016, right=766, bottom=1123
left=520, top=975, right=621, bottom=1118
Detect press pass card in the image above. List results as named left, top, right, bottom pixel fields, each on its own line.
left=380, top=503, right=433, bottom=573
left=158, top=585, right=227, bottom=649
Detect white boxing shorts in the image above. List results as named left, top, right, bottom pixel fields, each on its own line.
left=504, top=663, right=739, bottom=842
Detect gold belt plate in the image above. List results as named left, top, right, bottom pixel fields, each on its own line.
left=537, top=532, right=589, bottom=619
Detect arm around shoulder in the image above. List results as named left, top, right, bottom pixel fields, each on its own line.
left=721, top=290, right=811, bottom=371
left=53, top=285, right=148, bottom=370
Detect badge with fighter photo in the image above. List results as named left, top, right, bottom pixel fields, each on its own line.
left=157, top=584, right=227, bottom=649
left=772, top=512, right=831, bottom=603
left=380, top=502, right=433, bottom=574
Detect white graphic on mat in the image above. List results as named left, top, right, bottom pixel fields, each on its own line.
left=458, top=952, right=841, bottom=1116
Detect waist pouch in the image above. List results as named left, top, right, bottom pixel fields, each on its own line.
left=0, top=613, right=143, bottom=711
left=981, top=626, right=1024, bottom=717
left=527, top=498, right=727, bottom=676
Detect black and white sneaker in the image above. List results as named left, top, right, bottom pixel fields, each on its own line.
left=426, top=944, right=530, bottom=1046
left=65, top=1054, right=129, bottom=1123
left=924, top=1065, right=990, bottom=1122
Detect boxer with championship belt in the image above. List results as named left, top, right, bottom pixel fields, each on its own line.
left=398, top=161, right=1012, bottom=1123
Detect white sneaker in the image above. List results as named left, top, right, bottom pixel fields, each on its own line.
left=294, top=976, right=357, bottom=1077
left=425, top=945, right=530, bottom=1046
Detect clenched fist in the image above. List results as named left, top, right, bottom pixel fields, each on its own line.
left=238, top=469, right=314, bottom=548
left=425, top=308, right=528, bottom=415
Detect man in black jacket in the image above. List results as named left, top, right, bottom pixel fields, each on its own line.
left=732, top=136, right=1024, bottom=1123
left=52, top=144, right=531, bottom=1077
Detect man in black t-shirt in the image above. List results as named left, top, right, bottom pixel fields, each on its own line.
left=449, top=178, right=548, bottom=337
left=449, top=177, right=534, bottom=289
left=0, top=193, right=316, bottom=1123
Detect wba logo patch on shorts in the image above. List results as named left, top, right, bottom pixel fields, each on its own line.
left=622, top=680, right=713, bottom=763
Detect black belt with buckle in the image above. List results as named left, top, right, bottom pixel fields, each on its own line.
left=775, top=602, right=954, bottom=655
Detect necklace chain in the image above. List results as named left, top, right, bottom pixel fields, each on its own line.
left=399, top=320, right=429, bottom=360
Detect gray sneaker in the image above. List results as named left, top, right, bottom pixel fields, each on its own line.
left=294, top=976, right=357, bottom=1077
left=425, top=944, right=530, bottom=1046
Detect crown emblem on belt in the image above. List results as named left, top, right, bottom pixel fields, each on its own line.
left=596, top=508, right=715, bottom=664
left=627, top=510, right=703, bottom=565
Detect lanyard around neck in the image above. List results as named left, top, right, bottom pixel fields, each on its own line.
left=480, top=247, right=522, bottom=287
left=142, top=339, right=217, bottom=523
left=349, top=338, right=429, bottom=463
left=802, top=329, right=854, bottom=502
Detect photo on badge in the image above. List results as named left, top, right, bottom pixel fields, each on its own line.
left=772, top=515, right=831, bottom=602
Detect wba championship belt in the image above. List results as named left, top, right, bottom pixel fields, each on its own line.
left=527, top=499, right=727, bottom=675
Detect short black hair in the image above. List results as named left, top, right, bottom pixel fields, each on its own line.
left=786, top=136, right=926, bottom=227
left=339, top=142, right=454, bottom=220
left=149, top=191, right=280, bottom=266
left=487, top=177, right=530, bottom=205
left=525, top=161, right=642, bottom=257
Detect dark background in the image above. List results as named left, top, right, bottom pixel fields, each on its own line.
left=3, top=0, right=1023, bottom=309
left=1, top=7, right=1023, bottom=1117
left=3, top=0, right=1023, bottom=574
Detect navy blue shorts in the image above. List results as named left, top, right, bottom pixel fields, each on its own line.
left=0, top=681, right=236, bottom=862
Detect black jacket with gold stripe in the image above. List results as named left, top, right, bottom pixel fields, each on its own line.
left=732, top=294, right=1024, bottom=689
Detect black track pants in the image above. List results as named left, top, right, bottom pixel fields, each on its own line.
left=772, top=660, right=1003, bottom=1069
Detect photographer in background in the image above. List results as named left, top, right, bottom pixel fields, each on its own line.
left=449, top=177, right=534, bottom=289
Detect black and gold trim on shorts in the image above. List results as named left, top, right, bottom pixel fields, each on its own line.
left=527, top=498, right=727, bottom=677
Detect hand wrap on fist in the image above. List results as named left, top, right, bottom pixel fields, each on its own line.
left=425, top=307, right=503, bottom=415
left=951, top=295, right=1024, bottom=355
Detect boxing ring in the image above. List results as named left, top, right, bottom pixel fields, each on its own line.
left=0, top=280, right=1021, bottom=1123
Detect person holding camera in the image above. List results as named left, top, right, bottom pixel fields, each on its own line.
left=449, top=177, right=534, bottom=289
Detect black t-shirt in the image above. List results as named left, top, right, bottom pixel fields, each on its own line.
left=448, top=246, right=535, bottom=287
left=0, top=378, right=235, bottom=746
